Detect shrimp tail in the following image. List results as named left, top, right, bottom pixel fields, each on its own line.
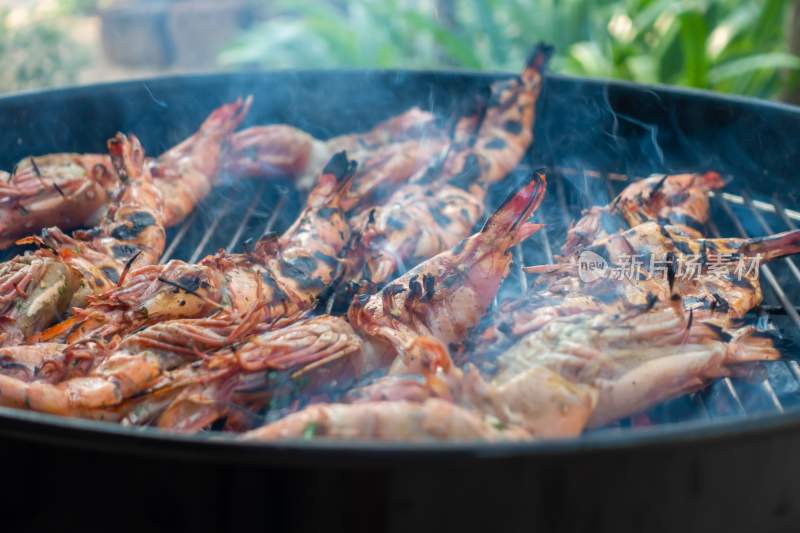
left=107, top=133, right=145, bottom=182
left=523, top=42, right=555, bottom=82
left=301, top=151, right=358, bottom=211
left=738, top=229, right=800, bottom=262
left=481, top=169, right=546, bottom=244
left=322, top=150, right=358, bottom=190
left=725, top=326, right=781, bottom=363
left=203, top=95, right=253, bottom=136
left=698, top=170, right=725, bottom=190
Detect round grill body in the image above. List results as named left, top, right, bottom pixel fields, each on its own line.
left=1, top=71, right=800, bottom=533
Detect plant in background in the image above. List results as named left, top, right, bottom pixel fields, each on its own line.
left=0, top=6, right=90, bottom=92
left=561, top=0, right=799, bottom=97
left=220, top=0, right=800, bottom=100
left=54, top=0, right=105, bottom=16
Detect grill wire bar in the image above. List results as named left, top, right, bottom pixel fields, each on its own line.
left=160, top=180, right=292, bottom=267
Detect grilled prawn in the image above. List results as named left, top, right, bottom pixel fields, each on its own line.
left=0, top=301, right=356, bottom=418
left=561, top=171, right=724, bottom=257
left=336, top=44, right=552, bottom=299
left=472, top=306, right=779, bottom=436
left=224, top=106, right=444, bottom=192
left=142, top=314, right=365, bottom=432
left=148, top=96, right=252, bottom=226
left=0, top=133, right=164, bottom=346
left=242, top=399, right=528, bottom=442
left=348, top=171, right=546, bottom=373
left=0, top=98, right=250, bottom=249
left=0, top=154, right=118, bottom=249
left=35, top=153, right=358, bottom=364
left=533, top=221, right=800, bottom=320
left=271, top=304, right=777, bottom=442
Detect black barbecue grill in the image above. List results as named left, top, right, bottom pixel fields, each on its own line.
left=1, top=70, right=800, bottom=533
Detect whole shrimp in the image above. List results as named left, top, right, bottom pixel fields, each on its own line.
left=241, top=399, right=528, bottom=442
left=0, top=133, right=164, bottom=346
left=560, top=171, right=724, bottom=258
left=0, top=313, right=360, bottom=420
left=140, top=314, right=365, bottom=432
left=470, top=305, right=779, bottom=436
left=531, top=221, right=800, bottom=321
left=224, top=106, right=445, bottom=193
left=348, top=170, right=546, bottom=374
left=0, top=316, right=241, bottom=417
left=0, top=154, right=118, bottom=249
left=32, top=152, right=358, bottom=375
left=149, top=97, right=251, bottom=226
left=335, top=44, right=552, bottom=300
left=252, top=302, right=778, bottom=442
left=0, top=98, right=251, bottom=248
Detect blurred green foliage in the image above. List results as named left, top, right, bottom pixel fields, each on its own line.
left=220, top=0, right=800, bottom=99
left=0, top=8, right=89, bottom=92
left=55, top=0, right=103, bottom=16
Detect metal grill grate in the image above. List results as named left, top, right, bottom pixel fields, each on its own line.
left=160, top=179, right=298, bottom=264
left=120, top=169, right=800, bottom=431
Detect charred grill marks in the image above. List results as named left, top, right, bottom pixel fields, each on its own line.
left=422, top=273, right=435, bottom=301
left=448, top=154, right=482, bottom=190
left=158, top=276, right=202, bottom=298
left=323, top=151, right=357, bottom=182
left=30, top=157, right=42, bottom=177
left=317, top=207, right=338, bottom=219
left=649, top=174, right=669, bottom=195
left=111, top=244, right=140, bottom=259
left=261, top=272, right=288, bottom=303
left=408, top=275, right=422, bottom=300
left=312, top=251, right=338, bottom=269
left=709, top=292, right=731, bottom=313
left=427, top=204, right=451, bottom=228
left=484, top=137, right=507, bottom=150
left=502, top=120, right=523, bottom=135
left=279, top=256, right=325, bottom=291
left=110, top=211, right=157, bottom=241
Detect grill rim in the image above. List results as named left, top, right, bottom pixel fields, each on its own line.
left=2, top=71, right=800, bottom=461
left=2, top=401, right=800, bottom=466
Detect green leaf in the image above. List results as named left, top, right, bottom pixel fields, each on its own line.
left=565, top=41, right=614, bottom=77
left=709, top=53, right=800, bottom=84
left=677, top=10, right=709, bottom=87
left=705, top=3, right=759, bottom=60
left=632, top=0, right=678, bottom=33
left=400, top=10, right=482, bottom=69
left=472, top=0, right=509, bottom=64
left=626, top=54, right=658, bottom=83
left=751, top=0, right=788, bottom=51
